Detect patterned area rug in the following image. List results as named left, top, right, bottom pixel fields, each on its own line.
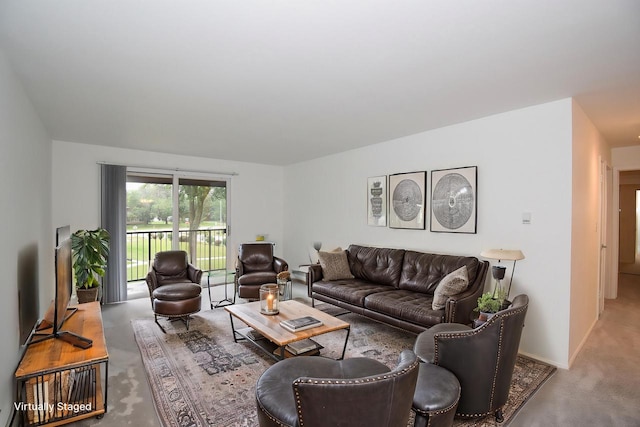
left=132, top=306, right=555, bottom=427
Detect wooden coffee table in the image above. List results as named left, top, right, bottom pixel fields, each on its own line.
left=225, top=300, right=350, bottom=361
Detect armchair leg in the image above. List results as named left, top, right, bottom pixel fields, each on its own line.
left=175, top=315, right=193, bottom=330
left=155, top=315, right=167, bottom=334
left=495, top=408, right=504, bottom=423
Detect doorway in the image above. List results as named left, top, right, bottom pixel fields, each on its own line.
left=618, top=171, right=640, bottom=276
left=125, top=172, right=229, bottom=300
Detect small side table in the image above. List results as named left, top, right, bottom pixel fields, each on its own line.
left=208, top=271, right=235, bottom=308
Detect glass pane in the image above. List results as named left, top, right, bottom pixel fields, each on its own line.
left=125, top=180, right=173, bottom=283
left=178, top=180, right=227, bottom=272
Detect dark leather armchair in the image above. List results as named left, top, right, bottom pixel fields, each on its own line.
left=235, top=243, right=288, bottom=299
left=413, top=294, right=529, bottom=422
left=146, top=250, right=202, bottom=332
left=256, top=350, right=419, bottom=427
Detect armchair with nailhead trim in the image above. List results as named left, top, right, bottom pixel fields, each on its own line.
left=413, top=294, right=529, bottom=423
left=256, top=350, right=419, bottom=427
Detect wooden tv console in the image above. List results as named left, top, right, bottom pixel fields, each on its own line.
left=15, top=301, right=109, bottom=426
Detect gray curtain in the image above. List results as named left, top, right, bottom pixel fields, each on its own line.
left=101, top=164, right=127, bottom=303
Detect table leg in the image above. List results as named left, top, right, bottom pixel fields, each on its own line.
left=340, top=327, right=350, bottom=360
left=104, top=361, right=109, bottom=414
left=210, top=272, right=235, bottom=308
left=229, top=313, right=239, bottom=343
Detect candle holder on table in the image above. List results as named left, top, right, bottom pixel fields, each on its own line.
left=260, top=284, right=280, bottom=315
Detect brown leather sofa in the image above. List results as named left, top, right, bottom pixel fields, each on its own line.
left=256, top=349, right=419, bottom=427
left=235, top=243, right=288, bottom=299
left=413, top=294, right=529, bottom=422
left=146, top=250, right=203, bottom=332
left=307, top=245, right=488, bottom=332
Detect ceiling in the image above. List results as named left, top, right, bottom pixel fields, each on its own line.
left=1, top=1, right=639, bottom=166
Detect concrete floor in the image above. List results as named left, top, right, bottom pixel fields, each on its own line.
left=73, top=275, right=639, bottom=426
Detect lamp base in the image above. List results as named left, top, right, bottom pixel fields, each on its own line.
left=491, top=265, right=506, bottom=280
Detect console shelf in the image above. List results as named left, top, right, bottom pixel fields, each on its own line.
left=15, top=302, right=109, bottom=426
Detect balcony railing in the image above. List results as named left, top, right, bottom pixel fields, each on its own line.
left=126, top=228, right=227, bottom=282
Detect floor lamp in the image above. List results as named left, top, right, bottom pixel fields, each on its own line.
left=480, top=249, right=525, bottom=305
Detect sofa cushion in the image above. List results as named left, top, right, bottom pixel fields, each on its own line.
left=364, top=290, right=445, bottom=326
left=318, top=250, right=354, bottom=281
left=312, top=280, right=391, bottom=306
left=432, top=266, right=469, bottom=310
left=237, top=271, right=277, bottom=287
left=347, top=245, right=405, bottom=288
left=398, top=251, right=480, bottom=294
left=153, top=283, right=202, bottom=301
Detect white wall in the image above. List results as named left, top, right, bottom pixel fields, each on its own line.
left=0, top=50, right=53, bottom=426
left=51, top=141, right=285, bottom=265
left=283, top=99, right=574, bottom=367
left=569, top=100, right=611, bottom=365
left=613, top=146, right=640, bottom=169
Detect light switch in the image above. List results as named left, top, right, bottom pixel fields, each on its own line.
left=522, top=212, right=531, bottom=225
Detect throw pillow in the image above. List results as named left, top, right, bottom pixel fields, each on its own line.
left=318, top=250, right=354, bottom=281
left=432, top=266, right=469, bottom=310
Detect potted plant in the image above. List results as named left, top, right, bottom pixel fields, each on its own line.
left=475, top=292, right=501, bottom=322
left=71, top=228, right=110, bottom=303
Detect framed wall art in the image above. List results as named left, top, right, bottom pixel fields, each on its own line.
left=367, top=176, right=387, bottom=226
left=430, top=166, right=477, bottom=233
left=388, top=171, right=426, bottom=229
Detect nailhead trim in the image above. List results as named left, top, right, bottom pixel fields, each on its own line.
left=256, top=398, right=291, bottom=426
left=291, top=358, right=420, bottom=426
left=412, top=386, right=460, bottom=416
left=432, top=304, right=527, bottom=418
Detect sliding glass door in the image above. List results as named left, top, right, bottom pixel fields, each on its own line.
left=126, top=173, right=228, bottom=284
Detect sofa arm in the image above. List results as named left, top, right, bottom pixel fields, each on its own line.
left=445, top=291, right=481, bottom=324
left=273, top=257, right=288, bottom=273
left=444, top=260, right=489, bottom=324
left=306, top=264, right=323, bottom=297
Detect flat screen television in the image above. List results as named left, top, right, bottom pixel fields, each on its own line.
left=29, top=226, right=92, bottom=349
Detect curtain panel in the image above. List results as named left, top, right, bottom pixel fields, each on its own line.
left=101, top=164, right=127, bottom=303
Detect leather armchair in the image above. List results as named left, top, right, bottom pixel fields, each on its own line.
left=146, top=250, right=203, bottom=332
left=413, top=294, right=529, bottom=422
left=235, top=243, right=288, bottom=299
left=256, top=350, right=419, bottom=427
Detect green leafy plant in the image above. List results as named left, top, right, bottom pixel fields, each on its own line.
left=71, top=228, right=110, bottom=289
left=475, top=292, right=501, bottom=314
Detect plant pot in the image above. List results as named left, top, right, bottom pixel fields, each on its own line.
left=478, top=311, right=495, bottom=322
left=77, top=287, right=99, bottom=303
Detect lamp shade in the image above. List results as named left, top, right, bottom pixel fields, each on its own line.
left=480, top=249, right=525, bottom=261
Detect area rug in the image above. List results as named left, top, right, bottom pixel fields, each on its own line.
left=132, top=307, right=555, bottom=427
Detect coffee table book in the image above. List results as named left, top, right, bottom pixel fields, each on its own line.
left=273, top=338, right=322, bottom=358
left=286, top=338, right=321, bottom=354
left=279, top=316, right=323, bottom=332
